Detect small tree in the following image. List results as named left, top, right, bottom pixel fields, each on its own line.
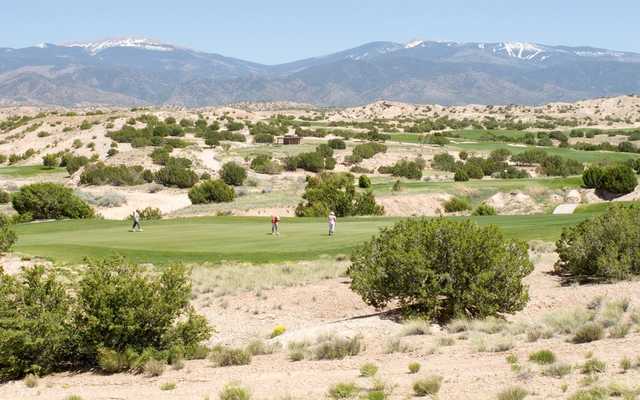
left=348, top=218, right=533, bottom=322
left=188, top=180, right=235, bottom=204
left=555, top=204, right=640, bottom=280
left=582, top=166, right=604, bottom=189
left=0, top=215, right=17, bottom=252
left=600, top=164, right=637, bottom=195
left=219, top=162, right=247, bottom=186
left=12, top=183, right=94, bottom=220
left=42, top=154, right=59, bottom=168
left=358, top=175, right=371, bottom=189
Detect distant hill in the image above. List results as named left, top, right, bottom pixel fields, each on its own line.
left=1, top=37, right=639, bottom=106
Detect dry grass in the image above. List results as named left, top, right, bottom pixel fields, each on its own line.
left=191, top=260, right=347, bottom=297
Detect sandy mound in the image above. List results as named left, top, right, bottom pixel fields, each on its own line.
left=378, top=193, right=452, bottom=216
left=486, top=191, right=543, bottom=215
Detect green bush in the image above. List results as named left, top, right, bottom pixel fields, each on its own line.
left=443, top=197, right=471, bottom=213
left=42, top=154, right=59, bottom=168
left=358, top=175, right=371, bottom=188
left=582, top=166, right=605, bottom=189
left=254, top=134, right=274, bottom=144
left=80, top=163, right=146, bottom=186
left=189, top=180, right=235, bottom=204
left=220, top=162, right=247, bottom=186
left=62, top=154, right=89, bottom=175
left=12, top=183, right=94, bottom=220
left=295, top=173, right=384, bottom=217
left=349, top=142, right=387, bottom=163
left=250, top=155, right=282, bottom=175
left=472, top=203, right=497, bottom=216
left=599, top=164, right=637, bottom=195
left=572, top=323, right=604, bottom=343
left=408, top=362, right=421, bottom=374
left=154, top=162, right=199, bottom=188
left=328, top=382, right=358, bottom=399
left=497, top=387, right=528, bottom=400
left=0, top=215, right=16, bottom=252
left=454, top=169, right=469, bottom=182
left=432, top=153, right=457, bottom=172
left=555, top=204, right=640, bottom=280
left=413, top=376, right=442, bottom=397
left=390, top=160, right=423, bottom=180
left=348, top=218, right=533, bottom=322
left=313, top=336, right=362, bottom=360
left=528, top=349, right=556, bottom=364
left=0, top=191, right=10, bottom=204
left=209, top=346, right=251, bottom=367
left=359, top=362, right=378, bottom=377
left=328, top=138, right=346, bottom=149
left=219, top=383, right=251, bottom=400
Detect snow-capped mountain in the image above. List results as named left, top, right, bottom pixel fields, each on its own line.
left=0, top=37, right=639, bottom=106
left=63, top=37, right=177, bottom=54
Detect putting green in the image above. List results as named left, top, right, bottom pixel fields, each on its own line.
left=14, top=213, right=597, bottom=265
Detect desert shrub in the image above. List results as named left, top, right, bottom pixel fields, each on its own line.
left=250, top=155, right=282, bottom=175
left=313, top=335, right=362, bottom=360
left=0, top=215, right=17, bottom=252
left=23, top=373, right=38, bottom=388
left=154, top=161, right=199, bottom=188
left=542, top=363, right=572, bottom=378
left=463, top=162, right=485, bottom=179
left=528, top=349, right=556, bottom=365
left=348, top=218, right=533, bottom=322
left=219, top=383, right=251, bottom=400
left=295, top=173, right=384, bottom=217
left=0, top=266, right=75, bottom=380
left=328, top=382, right=358, bottom=399
left=454, top=169, right=469, bottom=182
left=137, top=207, right=162, bottom=220
left=497, top=386, right=528, bottom=400
left=598, top=164, right=637, bottom=195
left=358, top=175, right=371, bottom=188
left=245, top=340, right=275, bottom=356
left=582, top=166, right=605, bottom=189
left=150, top=147, right=172, bottom=165
left=555, top=204, right=640, bottom=280
left=209, top=346, right=251, bottom=367
left=0, top=191, right=8, bottom=205
left=408, top=362, right=421, bottom=374
left=42, top=154, right=59, bottom=168
left=160, top=381, right=176, bottom=390
left=432, top=153, right=457, bottom=171
left=97, top=347, right=132, bottom=373
left=348, top=142, right=387, bottom=163
left=540, top=156, right=584, bottom=177
left=62, top=155, right=89, bottom=175
left=581, top=358, right=606, bottom=374
left=188, top=180, right=235, bottom=204
left=472, top=203, right=497, bottom=216
left=12, top=183, right=94, bottom=219
left=389, top=159, right=423, bottom=180
left=489, top=148, right=512, bottom=162
left=443, top=197, right=471, bottom=213
left=328, top=138, right=346, bottom=149
left=401, top=320, right=430, bottom=336
left=567, top=387, right=608, bottom=400
left=459, top=151, right=469, bottom=160
left=413, top=376, right=442, bottom=397
left=384, top=338, right=412, bottom=354
left=511, top=149, right=548, bottom=165
left=608, top=322, right=631, bottom=338
left=80, top=163, right=146, bottom=186
left=359, top=362, right=378, bottom=377
left=498, top=166, right=530, bottom=179
left=254, top=134, right=274, bottom=144
left=572, top=323, right=604, bottom=343
left=270, top=325, right=286, bottom=338
left=220, top=162, right=247, bottom=186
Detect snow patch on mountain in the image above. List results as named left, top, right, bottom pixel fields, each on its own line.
left=405, top=40, right=425, bottom=49
left=64, top=38, right=175, bottom=55
left=499, top=42, right=544, bottom=60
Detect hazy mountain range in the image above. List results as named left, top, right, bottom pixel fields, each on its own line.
left=1, top=37, right=639, bottom=107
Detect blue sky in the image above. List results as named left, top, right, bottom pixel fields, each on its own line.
left=3, top=0, right=639, bottom=64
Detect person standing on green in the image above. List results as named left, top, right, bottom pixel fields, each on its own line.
left=131, top=209, right=142, bottom=232
left=271, top=214, right=280, bottom=236
left=328, top=211, right=336, bottom=236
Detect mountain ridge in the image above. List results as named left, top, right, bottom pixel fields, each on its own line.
left=1, top=37, right=639, bottom=107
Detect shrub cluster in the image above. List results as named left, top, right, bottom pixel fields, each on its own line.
left=154, top=159, right=199, bottom=188
left=379, top=159, right=424, bottom=180
left=347, top=142, right=387, bottom=164
left=250, top=155, right=282, bottom=175
left=12, top=183, right=94, bottom=220
left=443, top=197, right=471, bottom=213
left=286, top=145, right=336, bottom=173
left=80, top=163, right=150, bottom=186
left=0, top=258, right=211, bottom=380
left=295, top=173, right=384, bottom=217
left=555, top=204, right=640, bottom=280
left=188, top=180, right=235, bottom=204
left=219, top=162, right=247, bottom=186
left=348, top=218, right=533, bottom=322
left=582, top=164, right=637, bottom=195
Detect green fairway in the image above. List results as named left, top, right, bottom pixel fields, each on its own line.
left=372, top=176, right=582, bottom=195
left=14, top=213, right=598, bottom=265
left=0, top=165, right=66, bottom=177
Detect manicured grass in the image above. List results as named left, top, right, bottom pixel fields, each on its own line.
left=14, top=213, right=598, bottom=265
left=372, top=176, right=583, bottom=195
left=449, top=142, right=639, bottom=163
left=0, top=165, right=66, bottom=177
left=574, top=201, right=639, bottom=213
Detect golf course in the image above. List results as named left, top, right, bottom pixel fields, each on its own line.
left=14, top=213, right=598, bottom=265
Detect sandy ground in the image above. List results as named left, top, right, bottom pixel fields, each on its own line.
left=2, top=248, right=640, bottom=400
